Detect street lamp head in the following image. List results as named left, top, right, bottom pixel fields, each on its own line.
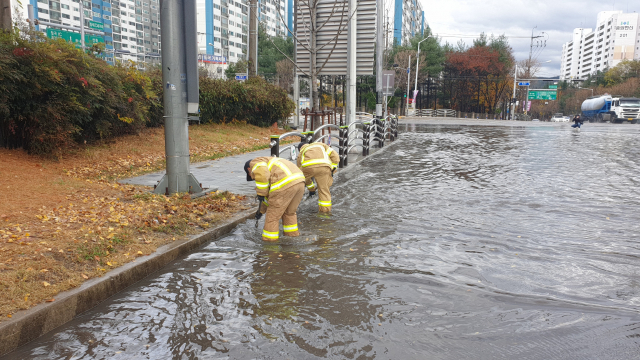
left=208, top=43, right=214, bottom=46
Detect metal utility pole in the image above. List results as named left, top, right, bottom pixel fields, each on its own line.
left=346, top=0, right=357, bottom=124
left=154, top=0, right=203, bottom=195
left=511, top=63, right=517, bottom=120
left=0, top=0, right=11, bottom=31
left=405, top=55, right=410, bottom=116
left=375, top=0, right=383, bottom=118
left=527, top=26, right=546, bottom=77
left=249, top=0, right=258, bottom=77
left=293, top=0, right=300, bottom=127
left=80, top=3, right=85, bottom=50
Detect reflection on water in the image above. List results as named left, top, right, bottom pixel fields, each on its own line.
left=7, top=122, right=640, bottom=359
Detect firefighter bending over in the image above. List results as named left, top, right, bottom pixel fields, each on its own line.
left=244, top=157, right=306, bottom=241
left=297, top=142, right=339, bottom=213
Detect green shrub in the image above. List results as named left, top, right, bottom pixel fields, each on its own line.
left=0, top=24, right=293, bottom=156
left=199, top=77, right=294, bottom=127
left=0, top=25, right=160, bottom=156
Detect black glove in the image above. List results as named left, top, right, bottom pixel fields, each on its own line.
left=257, top=195, right=265, bottom=204
left=255, top=211, right=263, bottom=220
left=308, top=191, right=316, bottom=197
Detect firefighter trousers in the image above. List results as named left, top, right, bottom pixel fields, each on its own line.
left=261, top=182, right=305, bottom=241
left=303, top=166, right=334, bottom=213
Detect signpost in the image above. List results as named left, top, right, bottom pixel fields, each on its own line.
left=235, top=73, right=248, bottom=81
left=528, top=90, right=557, bottom=100
left=88, top=20, right=104, bottom=30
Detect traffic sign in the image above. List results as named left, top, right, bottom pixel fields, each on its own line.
left=518, top=82, right=530, bottom=86
left=406, top=68, right=410, bottom=74
left=548, top=85, right=558, bottom=89
left=88, top=21, right=104, bottom=30
left=46, top=28, right=104, bottom=47
left=235, top=73, right=248, bottom=81
left=528, top=90, right=557, bottom=100
left=382, top=70, right=395, bottom=96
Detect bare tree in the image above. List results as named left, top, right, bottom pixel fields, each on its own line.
left=276, top=59, right=294, bottom=93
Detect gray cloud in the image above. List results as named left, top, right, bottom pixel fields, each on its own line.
left=420, top=0, right=639, bottom=76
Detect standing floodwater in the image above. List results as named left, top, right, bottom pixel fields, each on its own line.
left=6, top=121, right=640, bottom=359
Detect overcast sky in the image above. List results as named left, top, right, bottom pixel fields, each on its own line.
left=419, top=0, right=640, bottom=77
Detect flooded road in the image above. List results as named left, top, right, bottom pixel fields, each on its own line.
left=7, top=122, right=640, bottom=359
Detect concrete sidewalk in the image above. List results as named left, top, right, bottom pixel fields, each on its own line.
left=120, top=147, right=369, bottom=195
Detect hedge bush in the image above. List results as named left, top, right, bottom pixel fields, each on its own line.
left=199, top=76, right=294, bottom=127
left=0, top=26, right=158, bottom=156
left=0, top=25, right=294, bottom=156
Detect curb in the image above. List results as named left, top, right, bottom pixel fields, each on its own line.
left=0, top=208, right=255, bottom=357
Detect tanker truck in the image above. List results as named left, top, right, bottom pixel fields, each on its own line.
left=581, top=95, right=640, bottom=123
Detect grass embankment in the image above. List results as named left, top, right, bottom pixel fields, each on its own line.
left=0, top=122, right=287, bottom=320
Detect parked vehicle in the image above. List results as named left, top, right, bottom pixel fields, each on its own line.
left=551, top=113, right=564, bottom=122
left=581, top=95, right=640, bottom=123
left=563, top=116, right=570, bottom=122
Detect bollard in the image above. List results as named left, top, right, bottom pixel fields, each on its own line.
left=338, top=127, right=344, bottom=168
left=341, top=125, right=349, bottom=166
left=270, top=135, right=280, bottom=157
left=378, top=119, right=384, bottom=148
left=363, top=122, right=370, bottom=156
left=304, top=131, right=314, bottom=144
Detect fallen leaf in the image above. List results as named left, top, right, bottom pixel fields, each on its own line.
left=43, top=281, right=50, bottom=287
left=106, top=262, right=113, bottom=266
left=137, top=251, right=143, bottom=255
left=81, top=274, right=89, bottom=279
left=45, top=299, right=55, bottom=302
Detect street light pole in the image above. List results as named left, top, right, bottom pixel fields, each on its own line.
left=413, top=36, right=431, bottom=110
left=511, top=63, right=517, bottom=120
left=406, top=55, right=411, bottom=116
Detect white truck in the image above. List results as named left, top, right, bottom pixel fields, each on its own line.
left=581, top=95, right=640, bottom=123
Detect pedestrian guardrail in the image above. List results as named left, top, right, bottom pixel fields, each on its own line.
left=269, top=115, right=399, bottom=169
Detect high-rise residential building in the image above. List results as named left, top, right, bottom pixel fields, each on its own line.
left=392, top=0, right=424, bottom=46
left=196, top=0, right=288, bottom=69
left=10, top=0, right=162, bottom=67
left=560, top=11, right=640, bottom=80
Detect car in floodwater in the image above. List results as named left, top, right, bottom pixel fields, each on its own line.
left=551, top=113, right=564, bottom=122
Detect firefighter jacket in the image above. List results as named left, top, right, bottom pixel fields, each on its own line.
left=249, top=157, right=305, bottom=197
left=296, top=143, right=340, bottom=172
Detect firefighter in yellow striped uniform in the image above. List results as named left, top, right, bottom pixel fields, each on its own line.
left=296, top=142, right=340, bottom=213
left=244, top=157, right=306, bottom=241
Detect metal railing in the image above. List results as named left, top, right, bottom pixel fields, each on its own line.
left=269, top=115, right=399, bottom=169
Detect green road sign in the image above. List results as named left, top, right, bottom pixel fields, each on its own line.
left=548, top=85, right=558, bottom=89
left=46, top=28, right=104, bottom=47
left=89, top=21, right=104, bottom=30
left=528, top=90, right=557, bottom=100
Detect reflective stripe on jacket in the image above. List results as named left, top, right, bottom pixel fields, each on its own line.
left=297, top=143, right=340, bottom=170
left=249, top=157, right=305, bottom=196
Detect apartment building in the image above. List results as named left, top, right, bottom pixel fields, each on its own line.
left=393, top=0, right=424, bottom=46
left=560, top=11, right=640, bottom=80
left=197, top=0, right=287, bottom=69
left=9, top=0, right=162, bottom=66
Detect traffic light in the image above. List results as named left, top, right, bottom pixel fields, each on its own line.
left=403, top=94, right=407, bottom=98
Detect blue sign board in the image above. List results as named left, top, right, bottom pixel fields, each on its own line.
left=407, top=69, right=410, bottom=74
left=518, top=82, right=531, bottom=86
left=235, top=74, right=248, bottom=81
